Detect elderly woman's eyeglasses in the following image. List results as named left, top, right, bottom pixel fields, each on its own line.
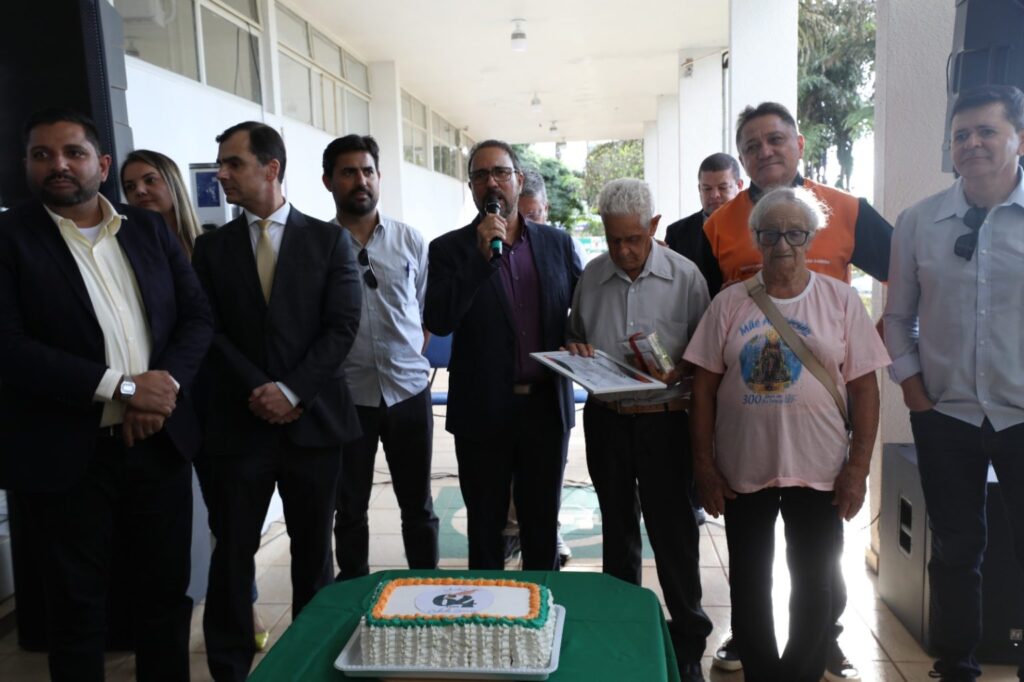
left=358, top=248, right=378, bottom=289
left=954, top=206, right=988, bottom=261
left=468, top=166, right=515, bottom=186
left=755, top=229, right=812, bottom=247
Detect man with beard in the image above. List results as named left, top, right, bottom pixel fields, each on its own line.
left=0, top=108, right=212, bottom=681
left=424, top=140, right=581, bottom=570
left=322, top=134, right=439, bottom=581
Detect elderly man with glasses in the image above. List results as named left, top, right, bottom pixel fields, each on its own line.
left=424, top=140, right=581, bottom=570
left=885, top=84, right=1024, bottom=682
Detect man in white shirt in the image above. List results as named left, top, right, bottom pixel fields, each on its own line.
left=884, top=84, right=1024, bottom=682
left=322, top=134, right=439, bottom=581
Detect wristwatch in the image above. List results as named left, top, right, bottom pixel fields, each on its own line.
left=118, top=375, right=137, bottom=402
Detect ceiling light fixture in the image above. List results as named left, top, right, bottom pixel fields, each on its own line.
left=511, top=19, right=527, bottom=52
left=530, top=93, right=542, bottom=113
left=549, top=121, right=559, bottom=134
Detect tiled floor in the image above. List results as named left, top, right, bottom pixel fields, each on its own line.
left=0, top=385, right=1019, bottom=681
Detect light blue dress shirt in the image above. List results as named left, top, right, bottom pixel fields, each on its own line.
left=884, top=173, right=1024, bottom=431
left=333, top=215, right=430, bottom=407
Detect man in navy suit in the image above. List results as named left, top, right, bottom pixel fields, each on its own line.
left=0, top=108, right=212, bottom=681
left=191, top=121, right=361, bottom=681
left=424, top=140, right=581, bottom=570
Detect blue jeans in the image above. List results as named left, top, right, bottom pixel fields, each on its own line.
left=910, top=410, right=1024, bottom=681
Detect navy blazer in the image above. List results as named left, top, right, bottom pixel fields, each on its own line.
left=0, top=200, right=213, bottom=493
left=191, top=207, right=362, bottom=454
left=424, top=218, right=581, bottom=439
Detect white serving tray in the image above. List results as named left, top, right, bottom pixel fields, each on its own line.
left=334, top=604, right=566, bottom=680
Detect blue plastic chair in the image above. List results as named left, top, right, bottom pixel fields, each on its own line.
left=423, top=333, right=452, bottom=407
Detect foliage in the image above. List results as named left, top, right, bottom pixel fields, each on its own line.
left=798, top=0, right=875, bottom=189
left=512, top=144, right=586, bottom=227
left=582, top=140, right=644, bottom=207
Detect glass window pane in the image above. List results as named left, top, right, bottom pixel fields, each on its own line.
left=412, top=98, right=426, bottom=128
left=279, top=52, right=312, bottom=124
left=116, top=0, right=199, bottom=81
left=336, top=83, right=347, bottom=136
left=343, top=51, right=369, bottom=92
left=219, top=0, right=258, bottom=23
left=345, top=90, right=370, bottom=135
left=401, top=92, right=411, bottom=121
left=322, top=76, right=337, bottom=135
left=275, top=5, right=309, bottom=57
left=311, top=30, right=342, bottom=76
left=201, top=8, right=261, bottom=104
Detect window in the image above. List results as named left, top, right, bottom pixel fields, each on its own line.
left=345, top=90, right=370, bottom=135
left=433, top=113, right=460, bottom=180
left=115, top=0, right=199, bottom=81
left=311, top=30, right=342, bottom=76
left=201, top=6, right=262, bottom=104
left=275, top=5, right=310, bottom=57
left=343, top=51, right=370, bottom=93
left=279, top=52, right=312, bottom=124
left=218, top=0, right=259, bottom=23
left=402, top=91, right=428, bottom=167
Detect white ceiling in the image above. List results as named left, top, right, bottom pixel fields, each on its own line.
left=291, top=0, right=730, bottom=143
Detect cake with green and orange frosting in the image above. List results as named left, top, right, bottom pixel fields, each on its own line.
left=359, top=577, right=556, bottom=669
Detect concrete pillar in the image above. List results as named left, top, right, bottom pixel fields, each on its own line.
left=728, top=0, right=798, bottom=155
left=679, top=50, right=728, bottom=216
left=868, top=0, right=957, bottom=563
left=643, top=120, right=659, bottom=201
left=368, top=61, right=405, bottom=221
left=656, top=94, right=681, bottom=222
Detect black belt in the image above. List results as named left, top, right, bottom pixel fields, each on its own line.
left=98, top=424, right=123, bottom=439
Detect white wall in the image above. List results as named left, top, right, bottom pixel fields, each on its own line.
left=679, top=51, right=728, bottom=216
left=656, top=95, right=681, bottom=223
left=399, top=162, right=476, bottom=242
left=643, top=120, right=660, bottom=210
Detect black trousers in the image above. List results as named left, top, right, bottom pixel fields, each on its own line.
left=583, top=401, right=712, bottom=664
left=203, top=433, right=341, bottom=682
left=17, top=432, right=193, bottom=682
left=334, top=388, right=439, bottom=580
left=454, top=385, right=568, bottom=570
left=725, top=487, right=842, bottom=682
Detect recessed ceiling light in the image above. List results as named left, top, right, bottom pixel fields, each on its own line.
left=511, top=19, right=527, bottom=52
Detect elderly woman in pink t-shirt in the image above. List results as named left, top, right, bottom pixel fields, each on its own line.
left=683, top=186, right=888, bottom=682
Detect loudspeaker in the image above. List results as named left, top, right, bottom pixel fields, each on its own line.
left=0, top=0, right=132, bottom=208
left=943, top=0, right=1024, bottom=171
left=879, top=443, right=1024, bottom=664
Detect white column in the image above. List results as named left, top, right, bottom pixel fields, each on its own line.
left=728, top=0, right=798, bottom=154
left=656, top=94, right=681, bottom=222
left=869, top=0, right=956, bottom=561
left=643, top=120, right=659, bottom=202
left=368, top=61, right=405, bottom=221
left=679, top=50, right=728, bottom=216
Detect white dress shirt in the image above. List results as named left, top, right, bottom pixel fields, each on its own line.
left=884, top=173, right=1024, bottom=431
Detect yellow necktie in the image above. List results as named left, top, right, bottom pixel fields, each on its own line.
left=256, top=219, right=275, bottom=302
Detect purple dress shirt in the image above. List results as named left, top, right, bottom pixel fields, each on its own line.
left=496, top=222, right=546, bottom=383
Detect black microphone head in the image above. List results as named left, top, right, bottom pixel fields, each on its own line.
left=485, top=200, right=501, bottom=215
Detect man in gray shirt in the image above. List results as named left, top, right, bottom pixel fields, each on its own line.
left=566, top=178, right=711, bottom=682
left=323, top=134, right=439, bottom=580
left=884, top=84, right=1024, bottom=682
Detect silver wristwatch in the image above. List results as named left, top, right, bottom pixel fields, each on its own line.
left=119, top=375, right=137, bottom=402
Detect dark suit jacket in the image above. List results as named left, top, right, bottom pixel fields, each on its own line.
left=191, top=206, right=361, bottom=454
left=0, top=201, right=213, bottom=493
left=664, top=210, right=722, bottom=295
left=424, top=218, right=581, bottom=439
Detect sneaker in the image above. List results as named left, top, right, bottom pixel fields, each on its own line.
left=694, top=506, right=707, bottom=526
left=679, top=660, right=706, bottom=682
left=711, top=634, right=742, bottom=671
left=502, top=533, right=521, bottom=563
left=823, top=642, right=860, bottom=681
left=253, top=607, right=269, bottom=651
left=556, top=531, right=572, bottom=566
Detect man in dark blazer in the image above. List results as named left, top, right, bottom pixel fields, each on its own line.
left=191, top=121, right=361, bottom=682
left=0, top=108, right=212, bottom=681
left=663, top=152, right=744, bottom=296
left=424, top=140, right=581, bottom=570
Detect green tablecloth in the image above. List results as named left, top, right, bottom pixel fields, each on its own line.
left=249, top=569, right=681, bottom=682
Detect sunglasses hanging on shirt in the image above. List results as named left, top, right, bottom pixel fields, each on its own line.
left=954, top=206, right=988, bottom=261
left=358, top=248, right=378, bottom=289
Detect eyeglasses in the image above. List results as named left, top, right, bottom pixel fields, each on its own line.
left=954, top=206, right=988, bottom=261
left=357, top=248, right=378, bottom=289
left=755, top=229, right=812, bottom=247
left=468, top=166, right=515, bottom=186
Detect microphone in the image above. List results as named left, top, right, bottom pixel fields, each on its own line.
left=485, top=200, right=502, bottom=259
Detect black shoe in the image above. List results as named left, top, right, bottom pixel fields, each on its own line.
left=824, top=641, right=860, bottom=681
left=711, top=633, right=742, bottom=671
left=679, top=660, right=705, bottom=682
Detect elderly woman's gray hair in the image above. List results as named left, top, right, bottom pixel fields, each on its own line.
left=597, top=178, right=655, bottom=227
left=748, top=186, right=831, bottom=235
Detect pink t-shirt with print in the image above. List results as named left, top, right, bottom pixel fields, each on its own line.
left=683, top=272, right=889, bottom=494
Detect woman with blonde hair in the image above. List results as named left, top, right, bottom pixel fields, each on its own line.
left=121, top=149, right=203, bottom=257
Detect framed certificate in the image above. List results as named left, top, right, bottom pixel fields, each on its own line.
left=530, top=350, right=667, bottom=395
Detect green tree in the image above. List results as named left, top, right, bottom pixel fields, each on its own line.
left=798, top=0, right=875, bottom=189
left=512, top=144, right=586, bottom=227
left=582, top=140, right=644, bottom=206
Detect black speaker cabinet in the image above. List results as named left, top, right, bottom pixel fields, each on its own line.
left=879, top=443, right=1024, bottom=664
